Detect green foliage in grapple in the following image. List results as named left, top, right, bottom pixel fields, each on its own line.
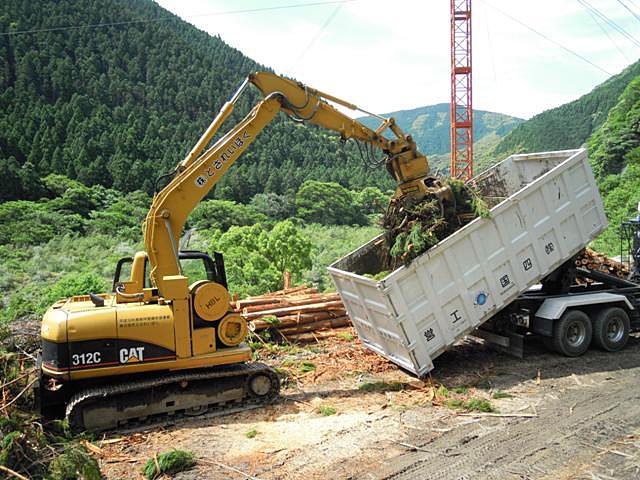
left=383, top=179, right=486, bottom=268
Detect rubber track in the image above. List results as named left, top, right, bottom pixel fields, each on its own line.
left=66, top=362, right=279, bottom=432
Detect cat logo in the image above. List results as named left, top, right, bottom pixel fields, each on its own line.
left=119, top=346, right=145, bottom=364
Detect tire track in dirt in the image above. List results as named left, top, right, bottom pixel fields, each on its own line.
left=364, top=365, right=640, bottom=480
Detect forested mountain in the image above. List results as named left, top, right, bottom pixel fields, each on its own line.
left=588, top=75, right=640, bottom=254
left=0, top=0, right=396, bottom=203
left=361, top=103, right=522, bottom=156
left=493, top=59, right=640, bottom=156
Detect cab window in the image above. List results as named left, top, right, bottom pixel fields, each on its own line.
left=180, top=257, right=210, bottom=283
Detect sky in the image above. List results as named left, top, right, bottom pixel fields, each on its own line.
left=155, top=0, right=640, bottom=119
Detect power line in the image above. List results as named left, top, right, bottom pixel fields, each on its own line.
left=586, top=3, right=630, bottom=61
left=292, top=2, right=346, bottom=68
left=577, top=0, right=640, bottom=48
left=0, top=0, right=356, bottom=37
left=479, top=0, right=613, bottom=76
left=616, top=0, right=640, bottom=24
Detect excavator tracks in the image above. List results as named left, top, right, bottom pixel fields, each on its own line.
left=66, top=362, right=279, bottom=432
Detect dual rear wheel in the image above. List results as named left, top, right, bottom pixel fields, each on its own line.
left=550, top=307, right=630, bottom=357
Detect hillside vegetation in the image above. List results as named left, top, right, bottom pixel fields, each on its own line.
left=361, top=103, right=522, bottom=159
left=589, top=76, right=640, bottom=255
left=0, top=0, right=396, bottom=203
left=493, top=60, right=640, bottom=157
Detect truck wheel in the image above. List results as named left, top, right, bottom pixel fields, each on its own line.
left=592, top=307, right=630, bottom=352
left=552, top=310, right=592, bottom=357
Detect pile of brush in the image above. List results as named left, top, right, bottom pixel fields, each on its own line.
left=237, top=285, right=349, bottom=337
left=382, top=179, right=488, bottom=269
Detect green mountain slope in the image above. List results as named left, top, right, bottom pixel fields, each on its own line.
left=0, top=0, right=394, bottom=202
left=493, top=60, right=640, bottom=156
left=588, top=75, right=640, bottom=255
left=361, top=103, right=523, bottom=156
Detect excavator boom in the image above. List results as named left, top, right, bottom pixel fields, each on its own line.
left=144, top=71, right=440, bottom=295
left=38, top=71, right=447, bottom=431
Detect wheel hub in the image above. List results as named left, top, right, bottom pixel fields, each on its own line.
left=566, top=321, right=586, bottom=347
left=606, top=317, right=624, bottom=343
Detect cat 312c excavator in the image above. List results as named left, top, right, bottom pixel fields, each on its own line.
left=37, top=71, right=451, bottom=431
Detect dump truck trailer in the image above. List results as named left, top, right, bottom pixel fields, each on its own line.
left=329, top=149, right=640, bottom=376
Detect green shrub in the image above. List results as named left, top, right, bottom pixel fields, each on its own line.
left=492, top=391, right=514, bottom=399
left=142, top=450, right=196, bottom=480
left=359, top=381, right=406, bottom=392
left=300, top=361, right=316, bottom=373
left=45, top=272, right=108, bottom=304
left=49, top=445, right=101, bottom=480
left=317, top=405, right=337, bottom=416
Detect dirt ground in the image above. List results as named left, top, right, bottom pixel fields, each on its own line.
left=95, top=329, right=640, bottom=480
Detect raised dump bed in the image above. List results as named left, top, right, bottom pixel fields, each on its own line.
left=328, top=149, right=607, bottom=376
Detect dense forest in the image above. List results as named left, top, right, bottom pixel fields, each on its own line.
left=492, top=59, right=640, bottom=157
left=588, top=75, right=640, bottom=255
left=0, top=0, right=398, bottom=203
left=485, top=58, right=640, bottom=256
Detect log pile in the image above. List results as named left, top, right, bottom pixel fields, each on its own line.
left=575, top=248, right=629, bottom=283
left=237, top=285, right=350, bottom=337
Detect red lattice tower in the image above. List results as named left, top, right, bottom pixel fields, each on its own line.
left=450, top=0, right=473, bottom=181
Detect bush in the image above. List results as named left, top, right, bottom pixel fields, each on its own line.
left=142, top=450, right=196, bottom=479
left=49, top=445, right=101, bottom=480
left=0, top=200, right=85, bottom=246
left=45, top=272, right=108, bottom=305
left=191, top=199, right=266, bottom=231
left=210, top=221, right=313, bottom=296
left=295, top=180, right=366, bottom=225
left=250, top=192, right=295, bottom=220
left=354, top=186, right=390, bottom=215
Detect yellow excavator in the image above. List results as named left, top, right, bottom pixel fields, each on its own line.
left=37, top=72, right=448, bottom=431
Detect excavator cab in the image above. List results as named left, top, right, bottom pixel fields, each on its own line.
left=112, top=250, right=228, bottom=294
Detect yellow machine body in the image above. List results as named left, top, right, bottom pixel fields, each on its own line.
left=38, top=71, right=443, bottom=425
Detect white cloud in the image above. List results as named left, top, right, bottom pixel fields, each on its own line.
left=156, top=0, right=640, bottom=119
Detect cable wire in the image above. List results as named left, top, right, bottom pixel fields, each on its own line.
left=585, top=2, right=630, bottom=61
left=479, top=0, right=613, bottom=76
left=292, top=2, right=346, bottom=69
left=616, top=0, right=640, bottom=24
left=577, top=0, right=640, bottom=48
left=0, top=0, right=356, bottom=36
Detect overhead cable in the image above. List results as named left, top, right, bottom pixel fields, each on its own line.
left=0, top=0, right=356, bottom=36
left=577, top=0, right=640, bottom=48
left=479, top=0, right=613, bottom=76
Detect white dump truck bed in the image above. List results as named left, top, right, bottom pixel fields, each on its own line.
left=328, top=149, right=607, bottom=376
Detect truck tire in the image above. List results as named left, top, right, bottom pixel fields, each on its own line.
left=591, top=307, right=630, bottom=352
left=552, top=309, right=592, bottom=357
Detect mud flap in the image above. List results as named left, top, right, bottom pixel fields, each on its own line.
left=471, top=328, right=524, bottom=358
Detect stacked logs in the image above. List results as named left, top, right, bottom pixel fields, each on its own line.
left=575, top=248, right=629, bottom=283
left=237, top=285, right=350, bottom=336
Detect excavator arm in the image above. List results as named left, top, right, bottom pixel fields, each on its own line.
left=143, top=72, right=447, bottom=296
